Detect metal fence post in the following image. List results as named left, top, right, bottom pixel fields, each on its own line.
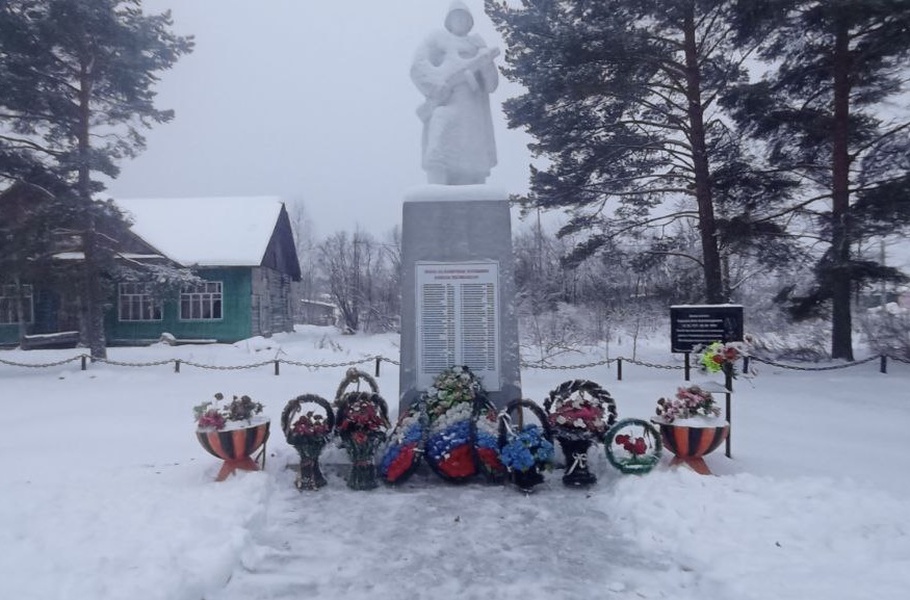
left=724, top=363, right=733, bottom=459
left=617, top=358, right=622, bottom=381
left=880, top=355, right=887, bottom=374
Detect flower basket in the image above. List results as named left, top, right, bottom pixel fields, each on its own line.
left=194, top=394, right=270, bottom=482
left=335, top=387, right=390, bottom=491
left=334, top=367, right=380, bottom=403
left=544, top=380, right=617, bottom=487
left=604, top=418, right=662, bottom=475
left=281, top=394, right=334, bottom=490
left=379, top=400, right=428, bottom=485
left=423, top=366, right=486, bottom=483
left=498, top=399, right=555, bottom=492
left=653, top=385, right=728, bottom=475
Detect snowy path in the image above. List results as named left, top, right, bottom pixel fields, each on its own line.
left=208, top=463, right=713, bottom=600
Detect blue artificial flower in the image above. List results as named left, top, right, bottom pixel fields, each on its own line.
left=426, top=419, right=472, bottom=461
left=475, top=429, right=498, bottom=450
left=500, top=425, right=554, bottom=472
left=380, top=420, right=427, bottom=476
left=379, top=444, right=400, bottom=475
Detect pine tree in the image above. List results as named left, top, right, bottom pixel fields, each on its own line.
left=485, top=0, right=796, bottom=304
left=726, top=0, right=910, bottom=360
left=0, top=0, right=193, bottom=358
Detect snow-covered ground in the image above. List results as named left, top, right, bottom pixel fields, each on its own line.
left=1, top=326, right=908, bottom=600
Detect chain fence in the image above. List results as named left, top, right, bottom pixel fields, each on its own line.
left=748, top=355, right=881, bottom=371
left=0, top=354, right=85, bottom=369
left=1, top=351, right=907, bottom=377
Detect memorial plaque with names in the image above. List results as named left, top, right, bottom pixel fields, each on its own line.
left=670, top=305, right=744, bottom=353
left=416, top=262, right=500, bottom=390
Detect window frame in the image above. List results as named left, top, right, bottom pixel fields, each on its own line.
left=179, top=280, right=224, bottom=321
left=0, top=284, right=34, bottom=325
left=117, top=282, right=163, bottom=322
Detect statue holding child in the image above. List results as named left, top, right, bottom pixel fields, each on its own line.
left=411, top=1, right=499, bottom=185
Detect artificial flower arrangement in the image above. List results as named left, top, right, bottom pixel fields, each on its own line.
left=193, top=393, right=270, bottom=481
left=336, top=394, right=390, bottom=487
left=652, top=386, right=729, bottom=475
left=281, top=394, right=335, bottom=490
left=194, top=393, right=265, bottom=431
left=500, top=426, right=555, bottom=473
left=423, top=365, right=498, bottom=482
left=425, top=400, right=476, bottom=481
left=544, top=380, right=617, bottom=442
left=604, top=418, right=662, bottom=475
left=379, top=402, right=427, bottom=485
left=335, top=379, right=390, bottom=490
left=654, top=385, right=722, bottom=424
left=696, top=341, right=743, bottom=377
left=474, top=402, right=507, bottom=482
left=544, top=380, right=618, bottom=486
left=498, top=398, right=555, bottom=491
left=289, top=409, right=331, bottom=438
left=425, top=365, right=483, bottom=419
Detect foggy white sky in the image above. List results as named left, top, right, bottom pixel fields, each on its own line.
left=105, top=0, right=536, bottom=239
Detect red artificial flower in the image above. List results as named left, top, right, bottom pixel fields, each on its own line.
left=476, top=447, right=506, bottom=473
left=386, top=444, right=415, bottom=482
left=197, top=410, right=226, bottom=430
left=439, top=445, right=475, bottom=479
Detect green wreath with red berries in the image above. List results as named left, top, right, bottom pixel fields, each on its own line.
left=604, top=418, right=662, bottom=475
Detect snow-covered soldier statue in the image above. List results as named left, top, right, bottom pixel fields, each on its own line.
left=410, top=1, right=499, bottom=185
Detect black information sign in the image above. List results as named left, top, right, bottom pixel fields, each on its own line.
left=670, top=305, right=743, bottom=353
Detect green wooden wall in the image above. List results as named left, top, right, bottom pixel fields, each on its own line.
left=106, top=267, right=253, bottom=344
left=0, top=324, right=18, bottom=345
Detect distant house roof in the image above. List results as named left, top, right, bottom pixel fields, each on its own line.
left=114, top=196, right=293, bottom=269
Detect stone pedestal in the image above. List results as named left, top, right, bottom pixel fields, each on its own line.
left=399, top=185, right=521, bottom=412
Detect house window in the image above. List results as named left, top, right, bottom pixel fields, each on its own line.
left=180, top=281, right=223, bottom=320
left=118, top=283, right=162, bottom=321
left=0, top=284, right=34, bottom=324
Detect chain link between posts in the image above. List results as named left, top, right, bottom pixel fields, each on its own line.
left=749, top=355, right=880, bottom=371
left=519, top=357, right=614, bottom=370
left=0, top=354, right=84, bottom=368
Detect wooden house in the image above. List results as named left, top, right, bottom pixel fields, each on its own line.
left=0, top=194, right=301, bottom=346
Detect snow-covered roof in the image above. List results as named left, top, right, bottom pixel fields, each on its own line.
left=113, top=197, right=284, bottom=267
